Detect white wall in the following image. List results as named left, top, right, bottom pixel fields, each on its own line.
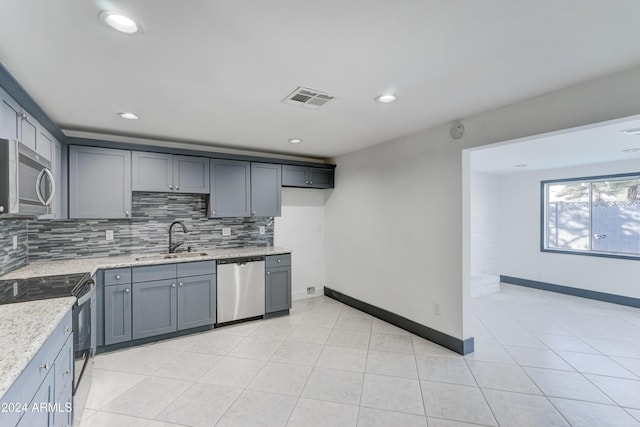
left=470, top=172, right=501, bottom=277
left=497, top=158, right=640, bottom=299
left=274, top=188, right=326, bottom=300
left=325, top=65, right=640, bottom=342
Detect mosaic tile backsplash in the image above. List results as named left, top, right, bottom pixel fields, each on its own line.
left=0, top=220, right=28, bottom=275
left=27, top=192, right=274, bottom=261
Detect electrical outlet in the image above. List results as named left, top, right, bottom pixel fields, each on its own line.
left=105, top=230, right=114, bottom=241
left=222, top=227, right=231, bottom=236
left=434, top=303, right=441, bottom=316
left=259, top=226, right=266, bottom=235
left=13, top=236, right=18, bottom=250
left=306, top=286, right=315, bottom=295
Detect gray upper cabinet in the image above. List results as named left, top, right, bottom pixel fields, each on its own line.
left=282, top=165, right=334, bottom=189
left=20, top=114, right=37, bottom=152
left=251, top=162, right=281, bottom=217
left=209, top=159, right=251, bottom=218
left=132, top=151, right=209, bottom=194
left=0, top=89, right=20, bottom=140
left=69, top=145, right=132, bottom=219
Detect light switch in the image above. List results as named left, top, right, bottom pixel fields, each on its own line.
left=222, top=227, right=231, bottom=236
left=105, top=230, right=114, bottom=241
left=259, top=226, right=266, bottom=235
left=13, top=236, right=17, bottom=250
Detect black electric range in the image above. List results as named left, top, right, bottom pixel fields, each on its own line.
left=0, top=272, right=93, bottom=304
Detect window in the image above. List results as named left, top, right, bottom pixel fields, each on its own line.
left=542, top=173, right=640, bottom=259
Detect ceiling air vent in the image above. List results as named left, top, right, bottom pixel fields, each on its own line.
left=282, top=86, right=335, bottom=109
left=621, top=127, right=640, bottom=136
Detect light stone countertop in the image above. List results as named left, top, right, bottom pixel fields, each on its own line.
left=1, top=246, right=292, bottom=280
left=0, top=297, right=76, bottom=400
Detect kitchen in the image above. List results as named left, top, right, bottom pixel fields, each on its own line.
left=2, top=1, right=640, bottom=426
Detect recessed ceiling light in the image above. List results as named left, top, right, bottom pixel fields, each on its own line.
left=100, top=11, right=141, bottom=34
left=118, top=112, right=139, bottom=120
left=622, top=148, right=640, bottom=153
left=514, top=163, right=528, bottom=168
left=375, top=94, right=397, bottom=104
left=288, top=138, right=302, bottom=144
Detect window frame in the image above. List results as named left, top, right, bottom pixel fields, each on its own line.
left=540, top=171, right=640, bottom=261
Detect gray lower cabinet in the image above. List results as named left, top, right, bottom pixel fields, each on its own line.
left=104, top=283, right=133, bottom=345
left=282, top=165, right=334, bottom=189
left=1, top=310, right=73, bottom=427
left=132, top=278, right=177, bottom=340
left=68, top=145, right=132, bottom=219
left=177, top=274, right=216, bottom=330
left=265, top=254, right=292, bottom=313
left=132, top=151, right=210, bottom=194
left=251, top=162, right=281, bottom=217
left=209, top=159, right=251, bottom=218
left=131, top=261, right=216, bottom=340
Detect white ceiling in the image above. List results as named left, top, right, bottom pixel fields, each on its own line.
left=470, top=115, right=640, bottom=175
left=1, top=1, right=640, bottom=159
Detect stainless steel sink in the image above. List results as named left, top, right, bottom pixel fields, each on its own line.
left=135, top=252, right=209, bottom=261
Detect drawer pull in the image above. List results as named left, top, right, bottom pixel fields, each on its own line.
left=115, top=274, right=121, bottom=280
left=39, top=363, right=49, bottom=371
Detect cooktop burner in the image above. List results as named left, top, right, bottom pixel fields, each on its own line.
left=0, top=272, right=92, bottom=305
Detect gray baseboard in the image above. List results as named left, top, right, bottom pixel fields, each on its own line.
left=324, top=287, right=474, bottom=355
left=500, top=275, right=640, bottom=308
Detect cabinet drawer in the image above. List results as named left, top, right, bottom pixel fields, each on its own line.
left=177, top=260, right=216, bottom=278
left=132, top=264, right=177, bottom=283
left=104, top=268, right=132, bottom=286
left=265, top=254, right=291, bottom=268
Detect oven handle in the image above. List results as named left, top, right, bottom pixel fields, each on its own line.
left=76, top=280, right=96, bottom=306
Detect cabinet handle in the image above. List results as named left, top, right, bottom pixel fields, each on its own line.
left=309, top=181, right=313, bottom=185
left=266, top=271, right=270, bottom=275
left=211, top=210, right=216, bottom=215
left=179, top=282, right=183, bottom=287
left=175, top=186, right=180, bottom=191
left=305, top=180, right=309, bottom=184
left=64, top=327, right=71, bottom=333
left=115, top=275, right=121, bottom=280
left=277, top=259, right=281, bottom=263
left=125, top=288, right=130, bottom=293
left=125, top=210, right=130, bottom=217
left=39, top=363, right=49, bottom=371
left=63, top=370, right=70, bottom=376
left=171, top=283, right=176, bottom=288
left=169, top=185, right=173, bottom=190
left=252, top=210, right=256, bottom=216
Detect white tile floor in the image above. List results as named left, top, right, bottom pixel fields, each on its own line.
left=81, top=284, right=640, bottom=426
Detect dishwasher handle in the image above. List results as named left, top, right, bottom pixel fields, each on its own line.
left=217, top=256, right=265, bottom=265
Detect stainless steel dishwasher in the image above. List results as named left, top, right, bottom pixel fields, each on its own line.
left=217, top=256, right=265, bottom=323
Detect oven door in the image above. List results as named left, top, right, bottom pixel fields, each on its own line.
left=72, top=280, right=96, bottom=394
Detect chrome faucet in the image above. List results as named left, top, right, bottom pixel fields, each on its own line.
left=168, top=221, right=188, bottom=253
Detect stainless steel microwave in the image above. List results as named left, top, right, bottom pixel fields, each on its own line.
left=0, top=138, right=55, bottom=216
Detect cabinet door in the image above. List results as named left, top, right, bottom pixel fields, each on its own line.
left=131, top=151, right=173, bottom=192
left=265, top=266, right=291, bottom=313
left=20, top=115, right=37, bottom=152
left=54, top=336, right=73, bottom=401
left=0, top=92, right=20, bottom=140
left=69, top=146, right=132, bottom=219
left=173, top=155, right=209, bottom=194
left=250, top=163, right=281, bottom=217
left=308, top=168, right=334, bottom=189
left=104, top=284, right=133, bottom=345
left=36, top=128, right=52, bottom=161
left=281, top=165, right=308, bottom=187
left=132, top=279, right=177, bottom=339
left=209, top=159, right=251, bottom=217
left=17, top=368, right=55, bottom=427
left=177, top=274, right=216, bottom=330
